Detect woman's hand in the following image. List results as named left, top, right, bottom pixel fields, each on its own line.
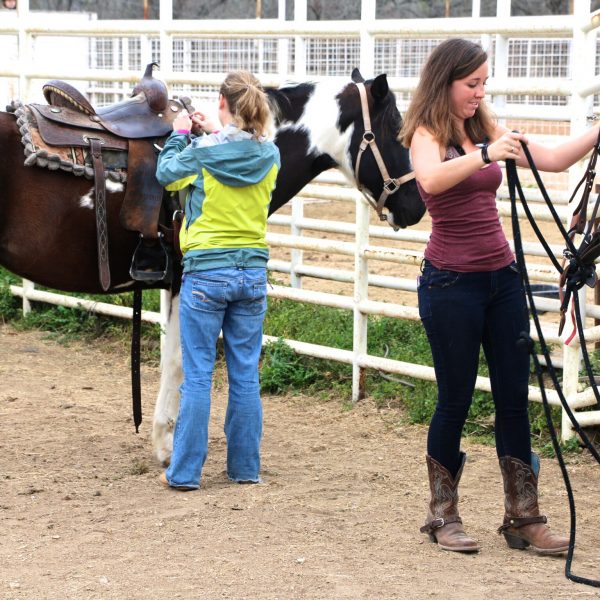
left=190, top=111, right=217, bottom=135
left=487, top=130, right=528, bottom=162
left=172, top=111, right=192, bottom=133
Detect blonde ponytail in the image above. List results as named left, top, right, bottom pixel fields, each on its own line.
left=220, top=70, right=272, bottom=139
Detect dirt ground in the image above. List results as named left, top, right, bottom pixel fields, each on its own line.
left=1, top=323, right=599, bottom=600
left=2, top=193, right=600, bottom=600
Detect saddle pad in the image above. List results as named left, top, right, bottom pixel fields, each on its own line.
left=13, top=102, right=127, bottom=182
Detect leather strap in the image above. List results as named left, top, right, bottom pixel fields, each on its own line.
left=131, top=287, right=143, bottom=433
left=497, top=515, right=547, bottom=533
left=172, top=209, right=184, bottom=260
left=419, top=516, right=462, bottom=534
left=89, top=138, right=111, bottom=291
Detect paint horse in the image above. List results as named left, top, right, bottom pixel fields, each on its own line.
left=0, top=67, right=424, bottom=464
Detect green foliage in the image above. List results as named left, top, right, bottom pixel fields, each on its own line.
left=0, top=269, right=20, bottom=322
left=261, top=338, right=322, bottom=393
left=265, top=298, right=353, bottom=349
left=538, top=435, right=582, bottom=459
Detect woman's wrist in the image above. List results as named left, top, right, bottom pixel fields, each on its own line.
left=175, top=129, right=191, bottom=135
left=481, top=144, right=492, bottom=164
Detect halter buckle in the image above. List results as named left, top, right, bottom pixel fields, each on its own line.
left=383, top=179, right=400, bottom=195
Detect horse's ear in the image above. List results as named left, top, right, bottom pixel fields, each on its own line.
left=351, top=68, right=365, bottom=83
left=370, top=74, right=389, bottom=101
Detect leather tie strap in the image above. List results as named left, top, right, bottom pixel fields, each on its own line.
left=89, top=137, right=111, bottom=291
left=131, top=287, right=143, bottom=433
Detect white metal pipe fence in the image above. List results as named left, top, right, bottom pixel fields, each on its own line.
left=2, top=0, right=600, bottom=439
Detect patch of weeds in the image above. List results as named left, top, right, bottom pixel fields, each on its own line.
left=538, top=435, right=582, bottom=458
left=129, top=460, right=150, bottom=476
left=260, top=338, right=321, bottom=393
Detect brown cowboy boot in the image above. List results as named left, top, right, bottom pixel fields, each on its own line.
left=420, top=453, right=480, bottom=552
left=498, top=454, right=569, bottom=555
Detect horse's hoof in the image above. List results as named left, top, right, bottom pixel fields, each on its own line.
left=152, top=422, right=173, bottom=466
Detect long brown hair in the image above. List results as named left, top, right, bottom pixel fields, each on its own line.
left=220, top=70, right=272, bottom=139
left=400, top=38, right=496, bottom=149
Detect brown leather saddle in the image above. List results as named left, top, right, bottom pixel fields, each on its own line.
left=23, top=63, right=192, bottom=290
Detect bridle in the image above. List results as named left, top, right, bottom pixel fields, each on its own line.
left=353, top=82, right=415, bottom=229
left=506, top=133, right=600, bottom=589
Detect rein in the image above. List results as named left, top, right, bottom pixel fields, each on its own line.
left=353, top=82, right=415, bottom=229
left=506, top=140, right=600, bottom=589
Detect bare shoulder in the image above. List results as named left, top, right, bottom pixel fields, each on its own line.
left=413, top=125, right=436, bottom=141
left=488, top=123, right=509, bottom=143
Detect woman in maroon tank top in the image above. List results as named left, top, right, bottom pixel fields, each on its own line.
left=400, top=38, right=600, bottom=556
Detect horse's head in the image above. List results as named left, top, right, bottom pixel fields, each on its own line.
left=337, top=69, right=425, bottom=229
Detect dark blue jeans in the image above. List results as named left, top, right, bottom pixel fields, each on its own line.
left=418, top=260, right=532, bottom=477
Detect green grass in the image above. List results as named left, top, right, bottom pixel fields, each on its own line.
left=0, top=267, right=584, bottom=456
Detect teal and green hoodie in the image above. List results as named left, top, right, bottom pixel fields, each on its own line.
left=156, top=124, right=280, bottom=272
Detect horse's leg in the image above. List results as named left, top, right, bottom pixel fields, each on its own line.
left=152, top=292, right=182, bottom=465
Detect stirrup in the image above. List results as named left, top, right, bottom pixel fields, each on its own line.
left=129, top=232, right=172, bottom=284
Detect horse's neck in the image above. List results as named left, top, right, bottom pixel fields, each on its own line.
left=275, top=81, right=353, bottom=174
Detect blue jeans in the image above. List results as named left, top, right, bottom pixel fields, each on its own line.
left=166, top=267, right=267, bottom=488
left=418, top=260, right=532, bottom=477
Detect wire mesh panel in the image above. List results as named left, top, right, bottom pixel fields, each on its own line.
left=304, top=38, right=361, bottom=76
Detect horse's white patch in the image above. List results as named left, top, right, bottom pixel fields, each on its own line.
left=79, top=188, right=94, bottom=210
left=106, top=180, right=124, bottom=194
left=295, top=80, right=355, bottom=177
left=78, top=180, right=124, bottom=209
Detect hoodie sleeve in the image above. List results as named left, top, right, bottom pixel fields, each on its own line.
left=155, top=132, right=200, bottom=191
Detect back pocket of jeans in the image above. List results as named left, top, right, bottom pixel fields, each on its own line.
left=190, top=278, right=226, bottom=311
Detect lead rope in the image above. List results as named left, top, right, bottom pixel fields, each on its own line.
left=506, top=154, right=600, bottom=589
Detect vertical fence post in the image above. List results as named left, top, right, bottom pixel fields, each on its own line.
left=352, top=195, right=370, bottom=402
left=21, top=279, right=33, bottom=316
left=293, top=0, right=307, bottom=78
left=159, top=289, right=171, bottom=354
left=493, top=0, right=510, bottom=128
left=290, top=197, right=304, bottom=289
left=360, top=0, right=375, bottom=77
left=277, top=0, right=289, bottom=78
left=16, top=0, right=30, bottom=102
left=159, top=0, right=172, bottom=78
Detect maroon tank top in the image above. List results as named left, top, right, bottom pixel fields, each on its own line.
left=417, top=147, right=514, bottom=272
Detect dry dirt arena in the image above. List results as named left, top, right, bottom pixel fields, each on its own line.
left=1, top=197, right=600, bottom=600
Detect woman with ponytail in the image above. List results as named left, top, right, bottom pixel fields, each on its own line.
left=156, top=71, right=280, bottom=490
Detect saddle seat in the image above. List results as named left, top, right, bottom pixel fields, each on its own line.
left=38, top=63, right=191, bottom=148
left=40, top=62, right=186, bottom=140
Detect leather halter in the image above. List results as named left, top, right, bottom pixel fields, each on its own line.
left=353, top=82, right=415, bottom=229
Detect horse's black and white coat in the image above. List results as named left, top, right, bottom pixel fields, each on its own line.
left=149, top=71, right=424, bottom=463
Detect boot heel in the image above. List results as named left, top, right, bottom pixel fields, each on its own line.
left=428, top=533, right=438, bottom=544
left=503, top=532, right=529, bottom=549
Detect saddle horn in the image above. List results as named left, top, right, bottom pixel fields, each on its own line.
left=132, top=62, right=169, bottom=113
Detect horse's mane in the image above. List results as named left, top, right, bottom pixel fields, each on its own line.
left=265, top=82, right=317, bottom=127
